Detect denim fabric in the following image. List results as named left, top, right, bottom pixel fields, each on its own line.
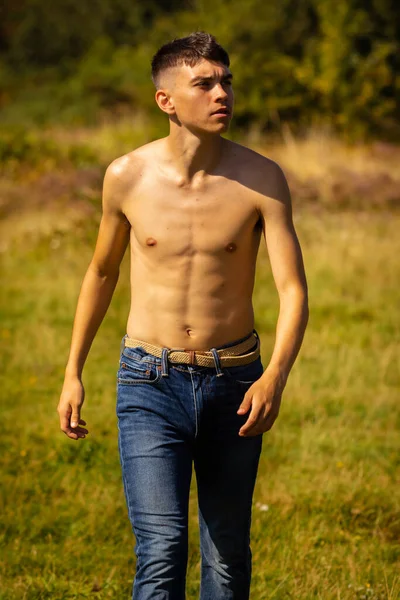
left=116, top=329, right=264, bottom=600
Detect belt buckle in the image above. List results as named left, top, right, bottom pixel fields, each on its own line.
left=169, top=347, right=211, bottom=365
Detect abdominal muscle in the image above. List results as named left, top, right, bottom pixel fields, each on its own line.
left=126, top=232, right=261, bottom=350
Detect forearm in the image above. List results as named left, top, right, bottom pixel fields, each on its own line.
left=65, top=263, right=120, bottom=379
left=263, top=287, right=309, bottom=385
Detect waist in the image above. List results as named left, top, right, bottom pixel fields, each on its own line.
left=122, top=328, right=261, bottom=368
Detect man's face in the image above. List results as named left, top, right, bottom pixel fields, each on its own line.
left=158, top=59, right=234, bottom=134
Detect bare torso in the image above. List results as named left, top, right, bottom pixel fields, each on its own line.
left=120, top=137, right=268, bottom=350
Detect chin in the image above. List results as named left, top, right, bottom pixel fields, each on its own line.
left=207, top=119, right=232, bottom=133
left=187, top=123, right=229, bottom=137
left=215, top=122, right=231, bottom=133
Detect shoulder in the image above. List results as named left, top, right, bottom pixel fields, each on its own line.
left=102, top=140, right=160, bottom=206
left=225, top=139, right=290, bottom=210
left=227, top=139, right=286, bottom=180
left=104, top=145, right=149, bottom=188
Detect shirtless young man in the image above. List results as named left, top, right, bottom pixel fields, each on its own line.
left=58, top=31, right=308, bottom=600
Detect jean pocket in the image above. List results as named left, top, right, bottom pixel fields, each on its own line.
left=117, top=352, right=161, bottom=385
left=223, top=357, right=264, bottom=386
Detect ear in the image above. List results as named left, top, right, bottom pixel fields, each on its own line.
left=155, top=89, right=176, bottom=116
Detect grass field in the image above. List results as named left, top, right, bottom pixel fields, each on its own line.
left=1, top=131, right=399, bottom=598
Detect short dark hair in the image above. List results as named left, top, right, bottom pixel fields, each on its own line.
left=151, top=31, right=230, bottom=89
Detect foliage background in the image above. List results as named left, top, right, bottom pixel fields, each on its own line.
left=0, top=1, right=399, bottom=599
left=1, top=0, right=399, bottom=138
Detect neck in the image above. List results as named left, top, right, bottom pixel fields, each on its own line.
left=164, top=122, right=225, bottom=186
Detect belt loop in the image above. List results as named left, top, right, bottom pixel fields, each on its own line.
left=161, top=347, right=170, bottom=377
left=120, top=334, right=127, bottom=355
left=210, top=347, right=224, bottom=377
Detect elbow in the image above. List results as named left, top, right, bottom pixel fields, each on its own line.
left=300, top=288, right=309, bottom=329
left=298, top=286, right=309, bottom=322
left=280, top=284, right=309, bottom=319
left=280, top=282, right=308, bottom=303
left=88, top=261, right=120, bottom=280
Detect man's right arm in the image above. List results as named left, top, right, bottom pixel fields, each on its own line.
left=57, top=158, right=132, bottom=440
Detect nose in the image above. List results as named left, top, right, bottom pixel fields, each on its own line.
left=214, top=82, right=229, bottom=101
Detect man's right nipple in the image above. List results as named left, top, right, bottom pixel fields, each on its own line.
left=146, top=237, right=157, bottom=246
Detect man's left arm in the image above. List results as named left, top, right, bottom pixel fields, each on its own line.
left=238, top=160, right=309, bottom=436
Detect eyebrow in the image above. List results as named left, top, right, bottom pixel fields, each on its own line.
left=190, top=73, right=233, bottom=84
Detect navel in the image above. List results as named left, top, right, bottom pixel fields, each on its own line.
left=225, top=242, right=237, bottom=253
left=146, top=237, right=157, bottom=246
left=186, top=328, right=193, bottom=336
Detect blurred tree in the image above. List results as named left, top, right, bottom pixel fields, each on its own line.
left=0, top=0, right=399, bottom=138
left=295, top=0, right=400, bottom=136
left=0, top=0, right=187, bottom=69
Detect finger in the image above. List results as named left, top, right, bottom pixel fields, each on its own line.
left=60, top=412, right=71, bottom=433
left=242, top=405, right=279, bottom=436
left=60, top=415, right=87, bottom=438
left=239, top=406, right=262, bottom=436
left=71, top=408, right=81, bottom=428
left=72, top=427, right=89, bottom=434
left=76, top=418, right=88, bottom=433
left=237, top=392, right=252, bottom=414
left=239, top=428, right=263, bottom=437
left=66, top=426, right=86, bottom=439
left=62, top=425, right=79, bottom=439
left=260, top=407, right=279, bottom=432
left=73, top=420, right=88, bottom=433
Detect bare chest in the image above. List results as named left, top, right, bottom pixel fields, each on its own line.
left=123, top=178, right=261, bottom=259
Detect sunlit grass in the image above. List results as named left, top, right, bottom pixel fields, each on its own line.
left=1, top=204, right=399, bottom=598
left=268, top=125, right=400, bottom=182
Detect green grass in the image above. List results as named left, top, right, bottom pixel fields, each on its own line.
left=1, top=209, right=399, bottom=599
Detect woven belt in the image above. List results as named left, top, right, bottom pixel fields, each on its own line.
left=124, top=332, right=261, bottom=367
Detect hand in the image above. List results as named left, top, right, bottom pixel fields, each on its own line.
left=237, top=367, right=285, bottom=437
left=57, top=376, right=89, bottom=440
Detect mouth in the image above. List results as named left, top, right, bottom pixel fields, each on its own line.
left=211, top=107, right=231, bottom=117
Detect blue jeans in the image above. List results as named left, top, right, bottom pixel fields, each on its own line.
left=116, top=329, right=264, bottom=600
